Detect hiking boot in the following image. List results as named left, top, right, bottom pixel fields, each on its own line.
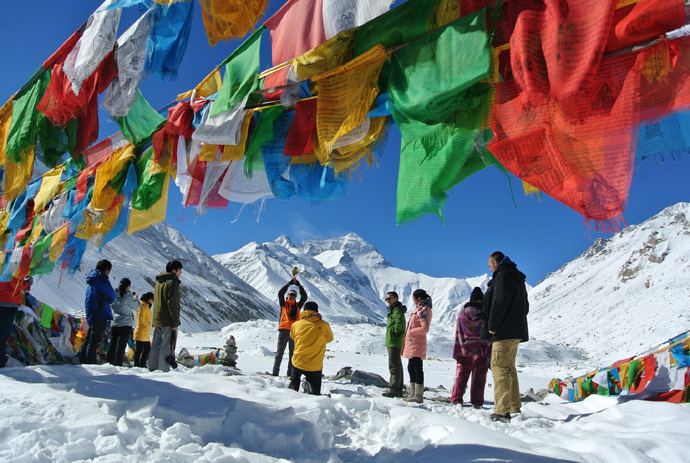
left=382, top=389, right=403, bottom=398
left=490, top=413, right=511, bottom=423
left=473, top=405, right=483, bottom=410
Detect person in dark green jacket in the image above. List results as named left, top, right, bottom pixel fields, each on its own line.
left=382, top=291, right=407, bottom=398
left=149, top=260, right=182, bottom=372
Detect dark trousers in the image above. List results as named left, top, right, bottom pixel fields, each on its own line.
left=79, top=320, right=109, bottom=365
left=0, top=307, right=18, bottom=368
left=407, top=356, right=424, bottom=384
left=387, top=347, right=403, bottom=392
left=107, top=326, right=132, bottom=366
left=450, top=355, right=489, bottom=406
left=289, top=367, right=323, bottom=395
left=272, top=329, right=294, bottom=376
left=134, top=341, right=151, bottom=367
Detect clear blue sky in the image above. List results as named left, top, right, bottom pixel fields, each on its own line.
left=2, top=1, right=689, bottom=286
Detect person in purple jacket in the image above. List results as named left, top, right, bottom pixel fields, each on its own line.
left=78, top=260, right=117, bottom=365
left=451, top=287, right=492, bottom=408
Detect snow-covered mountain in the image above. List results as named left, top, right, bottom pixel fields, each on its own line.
left=529, top=202, right=690, bottom=362
left=214, top=233, right=491, bottom=324
left=31, top=222, right=277, bottom=332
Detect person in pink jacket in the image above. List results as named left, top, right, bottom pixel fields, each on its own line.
left=401, top=289, right=433, bottom=403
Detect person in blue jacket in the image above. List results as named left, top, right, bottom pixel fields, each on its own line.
left=78, top=260, right=117, bottom=365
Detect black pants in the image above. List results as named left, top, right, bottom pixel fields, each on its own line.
left=408, top=357, right=424, bottom=384
left=79, top=320, right=109, bottom=365
left=289, top=367, right=322, bottom=395
left=0, top=307, right=18, bottom=368
left=388, top=347, right=403, bottom=392
left=134, top=341, right=151, bottom=367
left=107, top=326, right=132, bottom=366
left=272, top=329, right=294, bottom=376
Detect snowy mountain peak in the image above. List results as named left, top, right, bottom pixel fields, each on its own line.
left=529, top=202, right=690, bottom=362
left=215, top=234, right=489, bottom=324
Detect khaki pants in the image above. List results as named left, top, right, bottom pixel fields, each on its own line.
left=491, top=339, right=521, bottom=415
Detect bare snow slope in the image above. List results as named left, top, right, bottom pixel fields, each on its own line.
left=214, top=233, right=491, bottom=324
left=31, top=222, right=277, bottom=332
left=529, top=202, right=690, bottom=362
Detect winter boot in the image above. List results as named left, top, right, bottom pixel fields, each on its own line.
left=403, top=383, right=418, bottom=402
left=413, top=383, right=424, bottom=403
left=382, top=389, right=403, bottom=398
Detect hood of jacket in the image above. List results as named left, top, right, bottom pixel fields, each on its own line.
left=86, top=269, right=108, bottom=286
left=299, top=310, right=322, bottom=322
left=461, top=302, right=482, bottom=321
left=387, top=301, right=406, bottom=315
left=494, top=256, right=526, bottom=283
left=156, top=272, right=179, bottom=284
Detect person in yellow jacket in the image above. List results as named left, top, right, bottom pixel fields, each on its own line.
left=289, top=302, right=333, bottom=395
left=133, top=293, right=154, bottom=368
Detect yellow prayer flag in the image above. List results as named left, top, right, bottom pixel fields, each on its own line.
left=49, top=224, right=69, bottom=262
left=34, top=166, right=64, bottom=213
left=199, top=143, right=220, bottom=162
left=199, top=0, right=270, bottom=47
left=221, top=110, right=253, bottom=161
left=128, top=175, right=170, bottom=235
left=292, top=28, right=358, bottom=83
left=0, top=97, right=13, bottom=166
left=26, top=219, right=44, bottom=246
left=4, top=146, right=34, bottom=201
left=313, top=45, right=388, bottom=153
left=177, top=69, right=223, bottom=101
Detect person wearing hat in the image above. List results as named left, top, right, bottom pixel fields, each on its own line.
left=272, top=277, right=307, bottom=377
left=289, top=301, right=333, bottom=395
left=451, top=287, right=492, bottom=408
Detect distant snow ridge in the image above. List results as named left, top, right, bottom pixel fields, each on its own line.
left=31, top=222, right=277, bottom=333
left=214, top=232, right=490, bottom=324
left=529, top=202, right=690, bottom=362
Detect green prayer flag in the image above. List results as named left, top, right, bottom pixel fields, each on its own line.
left=39, top=302, right=54, bottom=329
left=210, top=26, right=265, bottom=118
left=6, top=69, right=51, bottom=163
left=581, top=377, right=596, bottom=394
left=29, top=233, right=53, bottom=270
left=354, top=0, right=440, bottom=57
left=389, top=9, right=493, bottom=225
left=131, top=147, right=166, bottom=211
left=115, top=90, right=166, bottom=147
left=244, top=106, right=285, bottom=178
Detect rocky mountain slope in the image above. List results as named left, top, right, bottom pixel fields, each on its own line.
left=30, top=222, right=277, bottom=332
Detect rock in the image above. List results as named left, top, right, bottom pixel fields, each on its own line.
left=350, top=370, right=388, bottom=388
left=326, top=366, right=353, bottom=381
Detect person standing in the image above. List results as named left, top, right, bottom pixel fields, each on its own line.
left=289, top=302, right=333, bottom=395
left=382, top=291, right=407, bottom=398
left=107, top=278, right=139, bottom=366
left=79, top=260, right=117, bottom=365
left=0, top=277, right=31, bottom=368
left=149, top=260, right=182, bottom=372
left=133, top=292, right=154, bottom=368
left=401, top=289, right=433, bottom=404
left=451, top=287, right=491, bottom=408
left=482, top=251, right=529, bottom=423
left=272, top=278, right=307, bottom=377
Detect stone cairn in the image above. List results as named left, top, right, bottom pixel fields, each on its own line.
left=218, top=335, right=238, bottom=368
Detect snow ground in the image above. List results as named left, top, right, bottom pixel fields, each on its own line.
left=1, top=321, right=689, bottom=462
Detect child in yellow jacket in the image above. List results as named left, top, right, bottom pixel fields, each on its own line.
left=133, top=293, right=154, bottom=368
left=289, top=302, right=333, bottom=395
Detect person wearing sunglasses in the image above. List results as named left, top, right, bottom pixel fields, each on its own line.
left=272, top=277, right=308, bottom=377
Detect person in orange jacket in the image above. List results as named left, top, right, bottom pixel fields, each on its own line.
left=272, top=278, right=307, bottom=377
left=289, top=302, right=333, bottom=395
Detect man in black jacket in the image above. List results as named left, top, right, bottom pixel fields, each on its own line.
left=481, top=251, right=529, bottom=423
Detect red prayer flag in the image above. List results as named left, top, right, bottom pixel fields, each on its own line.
left=263, top=0, right=327, bottom=101
left=284, top=99, right=317, bottom=156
